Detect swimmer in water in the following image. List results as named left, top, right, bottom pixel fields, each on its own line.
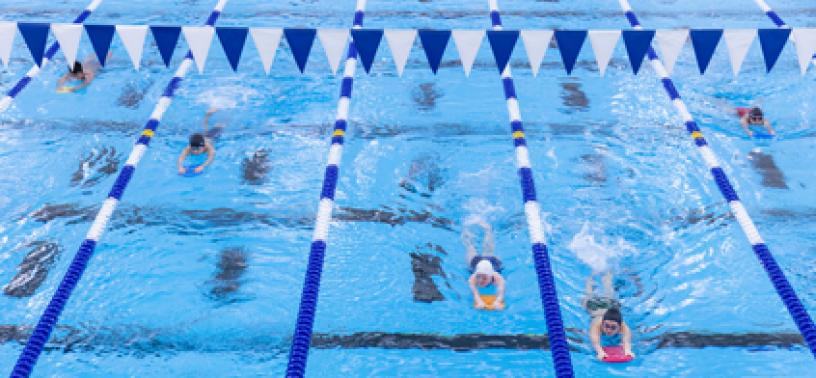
left=737, top=106, right=775, bottom=138
left=55, top=54, right=109, bottom=93
left=583, top=272, right=634, bottom=360
left=177, top=108, right=221, bottom=175
left=463, top=218, right=505, bottom=310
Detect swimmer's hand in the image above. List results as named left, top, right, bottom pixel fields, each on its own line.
left=178, top=167, right=186, bottom=175
left=597, top=350, right=608, bottom=361
left=194, top=165, right=205, bottom=173
left=475, top=299, right=487, bottom=309
left=624, top=348, right=635, bottom=358
left=746, top=130, right=754, bottom=138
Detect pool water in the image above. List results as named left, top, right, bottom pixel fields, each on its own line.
left=1, top=0, right=815, bottom=376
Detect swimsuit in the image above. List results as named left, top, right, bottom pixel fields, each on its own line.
left=601, top=332, right=622, bottom=347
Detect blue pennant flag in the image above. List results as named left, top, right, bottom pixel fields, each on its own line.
left=486, top=30, right=519, bottom=74
left=85, top=25, right=115, bottom=66
left=150, top=26, right=182, bottom=67
left=689, top=29, right=722, bottom=74
left=284, top=28, right=316, bottom=73
left=216, top=27, right=249, bottom=72
left=621, top=30, right=654, bottom=74
left=757, top=28, right=791, bottom=73
left=418, top=29, right=451, bottom=74
left=554, top=30, right=587, bottom=75
left=350, top=29, right=383, bottom=74
left=17, top=23, right=50, bottom=67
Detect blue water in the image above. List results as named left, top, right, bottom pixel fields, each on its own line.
left=1, top=0, right=815, bottom=376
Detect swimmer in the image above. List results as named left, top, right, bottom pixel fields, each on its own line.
left=583, top=272, right=634, bottom=361
left=463, top=219, right=505, bottom=310
left=55, top=54, right=109, bottom=93
left=176, top=108, right=221, bottom=175
left=736, top=106, right=775, bottom=138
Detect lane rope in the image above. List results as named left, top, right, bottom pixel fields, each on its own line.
left=285, top=0, right=367, bottom=377
left=616, top=0, right=816, bottom=359
left=0, top=0, right=105, bottom=113
left=486, top=1, right=574, bottom=376
left=8, top=1, right=231, bottom=376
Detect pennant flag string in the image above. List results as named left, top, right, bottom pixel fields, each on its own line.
left=0, top=25, right=810, bottom=76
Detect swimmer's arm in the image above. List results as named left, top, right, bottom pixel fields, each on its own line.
left=589, top=318, right=605, bottom=358
left=200, top=143, right=216, bottom=168
left=177, top=147, right=190, bottom=170
left=622, top=322, right=634, bottom=356
left=56, top=74, right=70, bottom=88
left=468, top=275, right=484, bottom=306
left=739, top=117, right=753, bottom=136
left=202, top=108, right=217, bottom=134
left=495, top=274, right=506, bottom=303
left=764, top=119, right=775, bottom=135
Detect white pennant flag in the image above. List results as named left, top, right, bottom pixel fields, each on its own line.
left=182, top=26, right=214, bottom=73
left=384, top=29, right=416, bottom=76
left=654, top=29, right=688, bottom=74
left=317, top=29, right=348, bottom=74
left=723, top=29, right=756, bottom=76
left=250, top=28, right=282, bottom=75
left=520, top=29, right=553, bottom=77
left=0, top=22, right=16, bottom=68
left=791, top=28, right=816, bottom=75
left=51, top=24, right=82, bottom=68
left=588, top=30, right=620, bottom=77
left=116, top=25, right=148, bottom=70
left=451, top=30, right=484, bottom=77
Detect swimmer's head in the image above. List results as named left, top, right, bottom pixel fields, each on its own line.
left=189, top=133, right=206, bottom=153
left=749, top=107, right=764, bottom=123
left=602, top=308, right=623, bottom=336
left=69, top=62, right=84, bottom=76
left=474, top=260, right=495, bottom=287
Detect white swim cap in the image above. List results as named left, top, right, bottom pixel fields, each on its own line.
left=475, top=259, right=495, bottom=275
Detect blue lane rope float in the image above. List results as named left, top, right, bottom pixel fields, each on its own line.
left=753, top=0, right=816, bottom=66
left=0, top=0, right=104, bottom=113
left=8, top=1, right=231, bottom=376
left=485, top=1, right=574, bottom=376
left=285, top=0, right=367, bottom=376
left=616, top=0, right=816, bottom=359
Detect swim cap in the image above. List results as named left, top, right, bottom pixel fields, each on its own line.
left=70, top=62, right=83, bottom=74
left=749, top=107, right=763, bottom=118
left=603, top=308, right=623, bottom=325
left=189, top=133, right=205, bottom=148
left=475, top=259, right=495, bottom=275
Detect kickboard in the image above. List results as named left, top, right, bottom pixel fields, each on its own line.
left=474, top=294, right=505, bottom=311
left=602, top=346, right=633, bottom=363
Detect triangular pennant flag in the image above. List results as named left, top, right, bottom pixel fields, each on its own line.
left=588, top=30, right=620, bottom=76
left=85, top=25, right=115, bottom=66
left=689, top=29, right=723, bottom=74
left=317, top=29, right=348, bottom=74
left=182, top=26, right=214, bottom=73
left=486, top=30, right=519, bottom=74
left=621, top=29, right=654, bottom=74
left=384, top=29, right=416, bottom=76
left=250, top=28, right=282, bottom=75
left=452, top=29, right=484, bottom=77
left=150, top=26, right=182, bottom=67
left=757, top=28, right=791, bottom=73
left=217, top=27, right=249, bottom=72
left=116, top=25, right=147, bottom=70
left=283, top=28, right=316, bottom=73
left=350, top=29, right=383, bottom=74
left=723, top=29, right=756, bottom=76
left=0, top=22, right=14, bottom=68
left=51, top=24, right=82, bottom=68
left=654, top=29, right=688, bottom=74
left=554, top=30, right=587, bottom=75
left=17, top=23, right=50, bottom=66
left=520, top=29, right=553, bottom=77
left=792, top=28, right=816, bottom=75
left=418, top=29, right=451, bottom=74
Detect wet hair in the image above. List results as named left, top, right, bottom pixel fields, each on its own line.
left=603, top=308, right=623, bottom=325
left=70, top=62, right=83, bottom=75
left=749, top=107, right=763, bottom=118
left=189, top=133, right=206, bottom=148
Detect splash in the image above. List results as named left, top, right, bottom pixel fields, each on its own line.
left=568, top=222, right=634, bottom=273
left=195, top=85, right=260, bottom=110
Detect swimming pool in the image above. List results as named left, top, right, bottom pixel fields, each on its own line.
left=1, top=0, right=815, bottom=376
